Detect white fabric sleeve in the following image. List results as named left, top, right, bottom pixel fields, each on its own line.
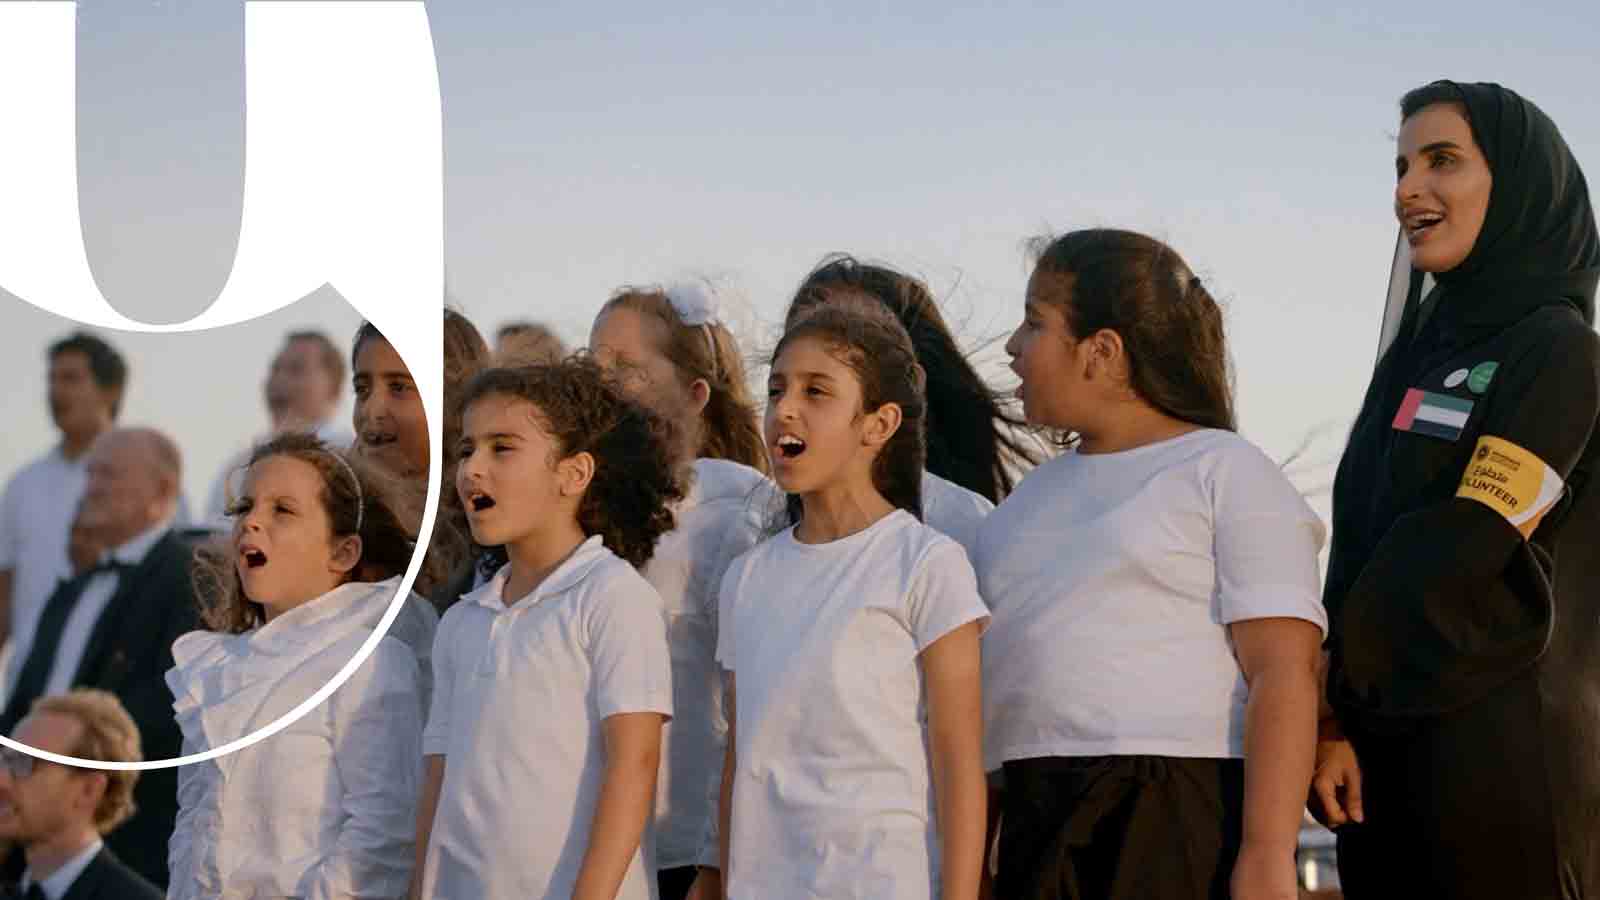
left=304, top=639, right=425, bottom=900
left=712, top=560, right=746, bottom=672
left=1210, top=439, right=1329, bottom=634
left=421, top=609, right=458, bottom=757
left=588, top=573, right=674, bottom=721
left=166, top=731, right=208, bottom=895
left=0, top=471, right=22, bottom=570
left=907, top=539, right=992, bottom=652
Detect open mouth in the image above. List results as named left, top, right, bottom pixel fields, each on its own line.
left=466, top=490, right=497, bottom=512
left=775, top=435, right=807, bottom=459
left=240, top=545, right=268, bottom=569
left=361, top=431, right=398, bottom=449
left=1404, top=209, right=1445, bottom=241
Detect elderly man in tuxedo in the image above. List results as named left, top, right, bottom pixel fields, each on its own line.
left=0, top=690, right=161, bottom=899
left=0, top=428, right=197, bottom=888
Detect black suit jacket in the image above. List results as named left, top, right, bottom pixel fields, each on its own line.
left=0, top=531, right=199, bottom=889
left=54, top=847, right=163, bottom=900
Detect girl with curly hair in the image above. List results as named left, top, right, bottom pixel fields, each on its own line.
left=414, top=359, right=684, bottom=900
left=589, top=281, right=771, bottom=900
left=715, top=303, right=989, bottom=900
left=166, top=433, right=434, bottom=899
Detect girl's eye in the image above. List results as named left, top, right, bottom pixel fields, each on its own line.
left=276, top=503, right=294, bottom=516
left=225, top=500, right=251, bottom=518
left=1429, top=152, right=1456, bottom=169
left=766, top=386, right=782, bottom=399
left=493, top=444, right=512, bottom=455
left=805, top=386, right=826, bottom=397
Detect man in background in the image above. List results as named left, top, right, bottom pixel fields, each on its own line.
left=0, top=333, right=126, bottom=710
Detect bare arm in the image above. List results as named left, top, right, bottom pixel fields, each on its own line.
left=571, top=712, right=666, bottom=900
left=409, top=755, right=445, bottom=900
left=1229, top=616, right=1323, bottom=900
left=922, top=622, right=986, bottom=900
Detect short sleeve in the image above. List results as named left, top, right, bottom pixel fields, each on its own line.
left=588, top=571, right=674, bottom=720
left=421, top=608, right=459, bottom=756
left=1211, top=440, right=1328, bottom=634
left=713, top=556, right=747, bottom=672
left=907, top=538, right=991, bottom=653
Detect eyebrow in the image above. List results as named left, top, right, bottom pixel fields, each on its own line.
left=1398, top=140, right=1465, bottom=164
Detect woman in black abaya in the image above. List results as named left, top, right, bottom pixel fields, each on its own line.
left=1314, top=80, right=1600, bottom=898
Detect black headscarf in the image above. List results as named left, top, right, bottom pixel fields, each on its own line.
left=1379, top=81, right=1600, bottom=361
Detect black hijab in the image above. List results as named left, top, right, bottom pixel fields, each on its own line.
left=1416, top=81, right=1599, bottom=331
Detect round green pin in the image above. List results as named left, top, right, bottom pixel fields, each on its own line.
left=1467, top=361, right=1499, bottom=394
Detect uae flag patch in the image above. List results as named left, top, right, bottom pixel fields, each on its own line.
left=1392, top=388, right=1474, bottom=440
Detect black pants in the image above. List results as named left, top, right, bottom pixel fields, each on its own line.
left=658, top=865, right=699, bottom=900
left=1338, top=672, right=1565, bottom=899
left=996, top=755, right=1244, bottom=900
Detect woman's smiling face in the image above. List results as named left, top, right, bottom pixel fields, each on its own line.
left=1395, top=102, right=1493, bottom=274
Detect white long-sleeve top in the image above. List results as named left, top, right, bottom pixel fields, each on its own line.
left=165, top=578, right=426, bottom=900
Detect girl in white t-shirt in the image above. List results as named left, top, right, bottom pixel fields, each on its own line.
left=977, top=229, right=1326, bottom=900
left=589, top=281, right=770, bottom=900
left=781, top=255, right=1046, bottom=553
left=167, top=433, right=429, bottom=899
left=415, top=360, right=681, bottom=900
left=716, top=302, right=990, bottom=900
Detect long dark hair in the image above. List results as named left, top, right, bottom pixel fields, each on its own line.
left=785, top=255, right=1040, bottom=502
left=773, top=302, right=927, bottom=527
left=1029, top=229, right=1235, bottom=437
left=458, top=359, right=685, bottom=568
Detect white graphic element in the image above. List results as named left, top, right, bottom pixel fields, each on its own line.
left=1445, top=369, right=1470, bottom=389
left=0, top=2, right=443, bottom=771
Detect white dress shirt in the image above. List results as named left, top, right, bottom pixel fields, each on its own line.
left=20, top=836, right=102, bottom=900
left=165, top=577, right=425, bottom=900
left=42, top=517, right=174, bottom=697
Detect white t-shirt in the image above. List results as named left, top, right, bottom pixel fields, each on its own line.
left=422, top=536, right=673, bottom=900
left=645, top=458, right=767, bottom=871
left=716, top=509, right=989, bottom=900
left=0, top=446, right=87, bottom=702
left=974, top=428, right=1327, bottom=769
left=920, top=470, right=993, bottom=557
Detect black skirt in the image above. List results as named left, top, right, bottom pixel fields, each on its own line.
left=995, top=755, right=1245, bottom=900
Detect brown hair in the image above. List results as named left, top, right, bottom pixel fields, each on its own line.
left=284, top=330, right=346, bottom=394
left=458, top=359, right=685, bottom=568
left=1028, top=229, right=1235, bottom=437
left=496, top=321, right=568, bottom=366
left=600, top=288, right=768, bottom=474
left=30, top=689, right=142, bottom=833
left=772, top=302, right=927, bottom=526
left=785, top=255, right=1041, bottom=502
left=195, top=432, right=422, bottom=633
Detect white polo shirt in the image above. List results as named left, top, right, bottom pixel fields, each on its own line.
left=644, top=458, right=767, bottom=871
left=422, top=535, right=673, bottom=900
left=716, top=509, right=990, bottom=900
left=0, top=446, right=88, bottom=702
left=974, top=428, right=1327, bottom=769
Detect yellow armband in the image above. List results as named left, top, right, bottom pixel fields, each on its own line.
left=1457, top=435, right=1565, bottom=539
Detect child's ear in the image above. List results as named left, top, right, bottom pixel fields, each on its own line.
left=861, top=401, right=904, bottom=450
left=1085, top=328, right=1126, bottom=382
left=329, top=534, right=364, bottom=576
left=557, top=451, right=596, bottom=498
left=689, top=378, right=712, bottom=415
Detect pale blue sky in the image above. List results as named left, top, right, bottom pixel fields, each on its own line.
left=2, top=0, right=1596, bottom=517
